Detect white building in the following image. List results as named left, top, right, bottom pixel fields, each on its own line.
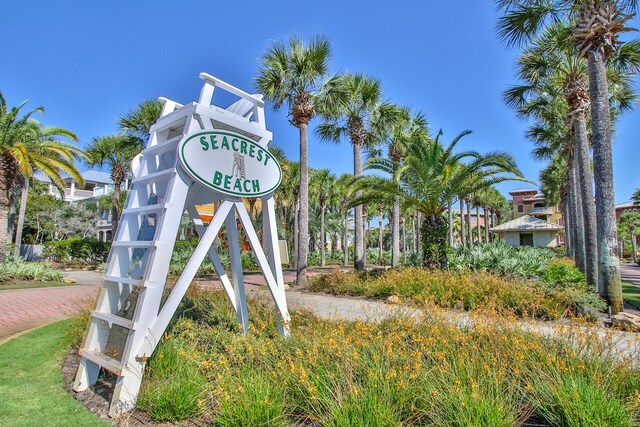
left=35, top=170, right=125, bottom=241
left=490, top=215, right=564, bottom=247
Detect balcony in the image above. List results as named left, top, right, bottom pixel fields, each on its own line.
left=63, top=188, right=97, bottom=200
left=528, top=206, right=554, bottom=215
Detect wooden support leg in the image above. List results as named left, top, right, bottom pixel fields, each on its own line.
left=226, top=206, right=249, bottom=333
left=73, top=358, right=100, bottom=391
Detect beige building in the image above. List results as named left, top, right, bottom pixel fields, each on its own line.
left=490, top=215, right=564, bottom=247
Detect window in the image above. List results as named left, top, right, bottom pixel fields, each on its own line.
left=519, top=233, right=533, bottom=246
left=517, top=204, right=524, bottom=213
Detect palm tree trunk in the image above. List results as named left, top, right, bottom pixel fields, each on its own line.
left=631, top=229, right=637, bottom=264
left=0, top=171, right=10, bottom=262
left=320, top=205, right=326, bottom=267
left=588, top=51, right=622, bottom=311
left=574, top=118, right=598, bottom=291
left=13, top=179, right=30, bottom=258
left=476, top=205, right=481, bottom=244
left=466, top=199, right=472, bottom=245
left=343, top=211, right=349, bottom=266
left=392, top=196, right=400, bottom=267
left=412, top=214, right=417, bottom=253
left=460, top=199, right=466, bottom=247
left=562, top=200, right=573, bottom=258
left=484, top=207, right=490, bottom=243
left=416, top=212, right=422, bottom=257
left=354, top=143, right=365, bottom=271
left=448, top=201, right=454, bottom=247
left=297, top=124, right=310, bottom=286
left=378, top=209, right=383, bottom=265
left=294, top=197, right=299, bottom=270
left=111, top=181, right=121, bottom=237
left=570, top=163, right=586, bottom=273
left=402, top=217, right=407, bottom=263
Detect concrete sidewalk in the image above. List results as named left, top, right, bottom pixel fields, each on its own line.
left=621, top=262, right=640, bottom=285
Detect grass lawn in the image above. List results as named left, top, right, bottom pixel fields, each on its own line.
left=622, top=280, right=640, bottom=310
left=0, top=319, right=106, bottom=427
left=0, top=281, right=75, bottom=291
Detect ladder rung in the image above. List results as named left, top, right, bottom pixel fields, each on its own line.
left=92, top=311, right=134, bottom=329
left=111, top=241, right=156, bottom=248
left=121, top=203, right=165, bottom=216
left=143, top=135, right=181, bottom=156
left=79, top=349, right=123, bottom=376
left=132, top=168, right=175, bottom=184
left=103, top=275, right=143, bottom=286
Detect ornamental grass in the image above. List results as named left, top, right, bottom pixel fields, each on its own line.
left=309, top=268, right=605, bottom=320
left=135, top=290, right=640, bottom=426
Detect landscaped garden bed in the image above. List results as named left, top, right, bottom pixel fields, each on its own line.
left=0, top=258, right=68, bottom=290
left=64, top=289, right=639, bottom=426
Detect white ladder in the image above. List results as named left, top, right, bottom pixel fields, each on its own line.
left=73, top=73, right=290, bottom=417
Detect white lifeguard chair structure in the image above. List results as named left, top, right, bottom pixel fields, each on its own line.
left=73, top=73, right=290, bottom=416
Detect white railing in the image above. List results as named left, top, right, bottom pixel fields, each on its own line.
left=528, top=206, right=554, bottom=215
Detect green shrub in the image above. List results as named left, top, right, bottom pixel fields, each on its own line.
left=43, top=237, right=109, bottom=265
left=448, top=242, right=555, bottom=279
left=137, top=324, right=207, bottom=422
left=214, top=370, right=288, bottom=427
left=0, top=258, right=63, bottom=282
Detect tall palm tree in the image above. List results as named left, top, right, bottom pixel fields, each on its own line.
left=0, top=93, right=84, bottom=260
left=316, top=73, right=397, bottom=271
left=385, top=109, right=429, bottom=267
left=310, top=168, right=336, bottom=267
left=334, top=173, right=355, bottom=266
left=256, top=35, right=332, bottom=287
left=632, top=188, right=640, bottom=205
left=497, top=0, right=640, bottom=315
left=86, top=135, right=141, bottom=236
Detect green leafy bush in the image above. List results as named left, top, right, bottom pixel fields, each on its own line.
left=44, top=237, right=109, bottom=266
left=0, top=258, right=63, bottom=282
left=448, top=242, right=555, bottom=278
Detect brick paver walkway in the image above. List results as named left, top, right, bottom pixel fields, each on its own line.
left=0, top=285, right=98, bottom=341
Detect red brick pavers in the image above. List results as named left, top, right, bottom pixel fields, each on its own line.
left=620, top=263, right=640, bottom=286
left=0, top=285, right=98, bottom=341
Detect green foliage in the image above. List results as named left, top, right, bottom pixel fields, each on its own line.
left=448, top=242, right=555, bottom=278
left=421, top=215, right=448, bottom=268
left=137, top=329, right=207, bottom=422
left=168, top=240, right=258, bottom=276
left=310, top=267, right=604, bottom=320
left=0, top=258, right=63, bottom=282
left=214, top=371, right=288, bottom=427
left=131, top=290, right=640, bottom=425
left=44, top=237, right=109, bottom=266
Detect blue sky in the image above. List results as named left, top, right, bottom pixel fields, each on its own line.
left=1, top=1, right=638, bottom=203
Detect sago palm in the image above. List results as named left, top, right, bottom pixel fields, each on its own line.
left=256, top=35, right=332, bottom=287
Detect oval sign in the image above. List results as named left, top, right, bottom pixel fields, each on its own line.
left=179, top=130, right=282, bottom=197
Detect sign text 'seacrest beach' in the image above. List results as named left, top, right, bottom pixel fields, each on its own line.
left=179, top=130, right=282, bottom=197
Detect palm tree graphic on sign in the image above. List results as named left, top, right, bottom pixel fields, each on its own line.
left=231, top=152, right=246, bottom=179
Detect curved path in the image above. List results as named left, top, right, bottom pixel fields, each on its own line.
left=621, top=262, right=640, bottom=285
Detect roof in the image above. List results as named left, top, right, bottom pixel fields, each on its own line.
left=616, top=202, right=638, bottom=210
left=33, top=171, right=51, bottom=183
left=508, top=188, right=538, bottom=194
left=490, top=215, right=564, bottom=232
left=80, top=170, right=112, bottom=184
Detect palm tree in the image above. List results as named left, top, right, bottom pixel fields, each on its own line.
left=118, top=99, right=163, bottom=145
left=618, top=213, right=640, bottom=263
left=0, top=93, right=84, bottom=260
left=316, top=73, right=398, bottom=270
left=353, top=133, right=527, bottom=267
left=632, top=188, right=640, bottom=205
left=334, top=174, right=355, bottom=266
left=256, top=35, right=332, bottom=287
left=497, top=0, right=640, bottom=315
left=86, top=135, right=141, bottom=236
left=310, top=168, right=336, bottom=267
